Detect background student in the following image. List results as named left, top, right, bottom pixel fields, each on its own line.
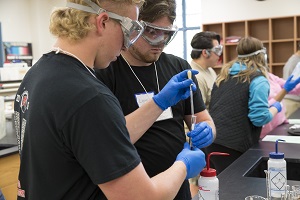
left=261, top=72, right=300, bottom=138
left=95, top=0, right=216, bottom=199
left=283, top=42, right=300, bottom=117
left=190, top=31, right=222, bottom=110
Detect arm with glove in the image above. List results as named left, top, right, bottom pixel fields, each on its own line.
left=185, top=107, right=216, bottom=149
left=141, top=142, right=206, bottom=200
left=175, top=142, right=206, bottom=179
left=269, top=74, right=300, bottom=115
left=126, top=70, right=199, bottom=143
left=187, top=121, right=215, bottom=149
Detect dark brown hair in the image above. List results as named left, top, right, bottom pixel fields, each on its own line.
left=190, top=31, right=221, bottom=59
left=139, top=0, right=176, bottom=23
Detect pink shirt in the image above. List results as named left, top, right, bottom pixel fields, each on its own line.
left=260, top=73, right=300, bottom=138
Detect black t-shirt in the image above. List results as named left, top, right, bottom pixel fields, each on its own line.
left=96, top=52, right=205, bottom=199
left=14, top=52, right=140, bottom=200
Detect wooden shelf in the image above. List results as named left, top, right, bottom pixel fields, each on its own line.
left=272, top=42, right=294, bottom=63
left=225, top=21, right=245, bottom=37
left=248, top=19, right=269, bottom=41
left=202, top=15, right=300, bottom=78
left=297, top=16, right=300, bottom=38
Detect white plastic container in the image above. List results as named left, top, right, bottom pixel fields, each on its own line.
left=198, top=172, right=219, bottom=200
left=268, top=139, right=287, bottom=199
left=198, top=152, right=229, bottom=200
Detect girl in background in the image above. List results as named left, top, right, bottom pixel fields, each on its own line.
left=206, top=37, right=281, bottom=174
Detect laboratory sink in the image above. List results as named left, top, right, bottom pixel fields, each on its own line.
left=244, top=157, right=300, bottom=181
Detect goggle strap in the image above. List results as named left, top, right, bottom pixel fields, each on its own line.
left=83, top=0, right=105, bottom=15
left=107, top=12, right=126, bottom=22
left=66, top=1, right=105, bottom=15
left=192, top=45, right=223, bottom=52
left=238, top=49, right=266, bottom=58
left=192, top=48, right=204, bottom=52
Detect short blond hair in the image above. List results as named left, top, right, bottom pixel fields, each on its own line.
left=49, top=0, right=144, bottom=41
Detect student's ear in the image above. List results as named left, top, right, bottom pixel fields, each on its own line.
left=96, top=13, right=109, bottom=33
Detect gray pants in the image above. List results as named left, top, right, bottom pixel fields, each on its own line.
left=283, top=98, right=300, bottom=118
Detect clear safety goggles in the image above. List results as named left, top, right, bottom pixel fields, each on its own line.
left=140, top=21, right=178, bottom=46
left=238, top=47, right=268, bottom=63
left=192, top=45, right=223, bottom=56
left=66, top=0, right=144, bottom=48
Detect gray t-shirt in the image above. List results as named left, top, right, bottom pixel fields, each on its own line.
left=283, top=53, right=300, bottom=101
left=283, top=54, right=300, bottom=80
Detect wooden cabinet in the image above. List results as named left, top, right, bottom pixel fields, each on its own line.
left=203, top=15, right=300, bottom=78
left=0, top=153, right=19, bottom=200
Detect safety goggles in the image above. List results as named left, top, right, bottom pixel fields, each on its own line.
left=66, top=0, right=144, bottom=48
left=237, top=47, right=267, bottom=58
left=140, top=21, right=178, bottom=46
left=238, top=47, right=268, bottom=63
left=192, top=45, right=223, bottom=56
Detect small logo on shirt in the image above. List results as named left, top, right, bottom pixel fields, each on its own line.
left=17, top=180, right=25, bottom=198
left=19, top=91, right=29, bottom=113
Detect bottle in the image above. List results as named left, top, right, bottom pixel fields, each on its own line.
left=198, top=152, right=229, bottom=200
left=268, top=139, right=287, bottom=199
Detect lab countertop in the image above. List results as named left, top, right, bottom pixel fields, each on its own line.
left=216, top=139, right=300, bottom=199
left=193, top=110, right=300, bottom=200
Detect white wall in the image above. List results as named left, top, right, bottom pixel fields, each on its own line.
left=201, top=0, right=300, bottom=24
left=0, top=0, right=65, bottom=62
left=28, top=0, right=65, bottom=61
left=0, top=0, right=32, bottom=42
left=1, top=0, right=300, bottom=61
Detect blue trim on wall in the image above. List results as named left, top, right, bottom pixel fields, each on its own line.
left=179, top=0, right=201, bottom=60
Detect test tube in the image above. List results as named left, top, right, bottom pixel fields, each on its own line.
left=191, top=115, right=197, bottom=131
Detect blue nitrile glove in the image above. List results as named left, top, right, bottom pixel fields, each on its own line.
left=270, top=101, right=282, bottom=113
left=283, top=75, right=300, bottom=92
left=153, top=70, right=199, bottom=110
left=175, top=142, right=206, bottom=179
left=187, top=122, right=214, bottom=149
